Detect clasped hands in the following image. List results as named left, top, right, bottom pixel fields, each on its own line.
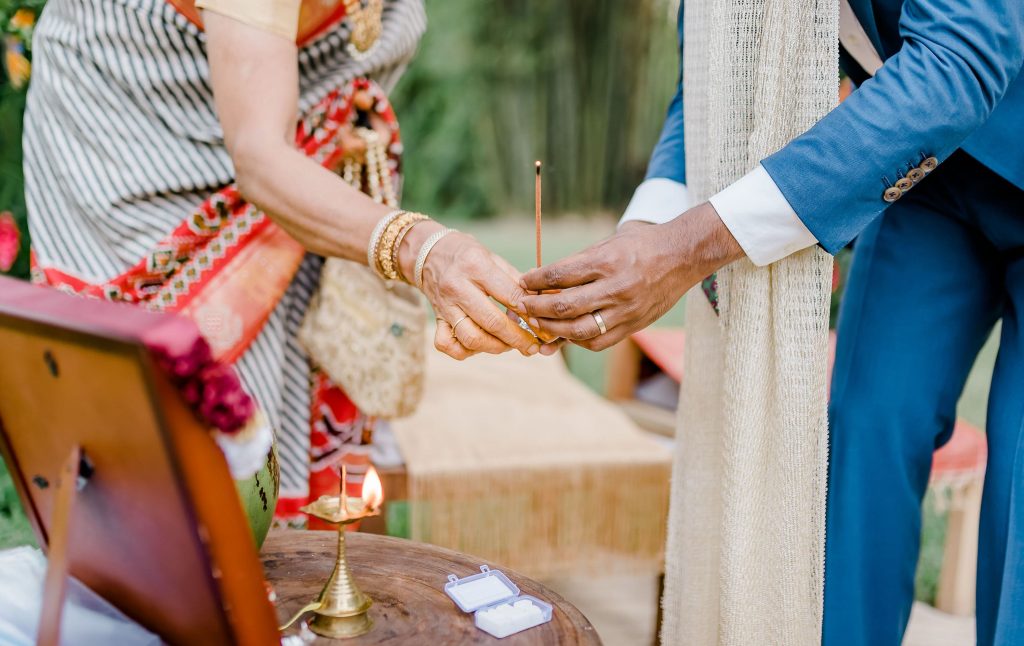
left=420, top=202, right=741, bottom=360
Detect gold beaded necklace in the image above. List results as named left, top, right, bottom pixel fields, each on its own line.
left=343, top=0, right=384, bottom=58
left=342, top=128, right=397, bottom=208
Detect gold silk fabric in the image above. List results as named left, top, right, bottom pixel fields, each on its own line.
left=169, top=0, right=346, bottom=44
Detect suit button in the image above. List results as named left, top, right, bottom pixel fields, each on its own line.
left=895, top=177, right=914, bottom=191
left=921, top=156, right=938, bottom=173
left=883, top=187, right=903, bottom=202
left=907, top=167, right=925, bottom=182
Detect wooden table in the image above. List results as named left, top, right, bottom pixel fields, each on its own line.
left=262, top=529, right=602, bottom=645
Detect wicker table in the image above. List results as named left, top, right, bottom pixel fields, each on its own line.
left=262, top=529, right=602, bottom=645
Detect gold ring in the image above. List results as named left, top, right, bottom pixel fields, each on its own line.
left=451, top=315, right=470, bottom=338
left=592, top=310, right=608, bottom=335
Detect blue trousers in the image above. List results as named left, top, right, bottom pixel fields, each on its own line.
left=823, top=151, right=1024, bottom=646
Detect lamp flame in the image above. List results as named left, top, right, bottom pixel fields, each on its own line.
left=361, top=466, right=384, bottom=511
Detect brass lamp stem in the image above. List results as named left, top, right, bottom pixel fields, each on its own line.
left=284, top=468, right=382, bottom=639
left=304, top=521, right=374, bottom=639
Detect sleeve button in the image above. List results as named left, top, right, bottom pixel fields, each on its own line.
left=921, top=156, right=938, bottom=173
left=895, top=177, right=914, bottom=191
left=907, top=168, right=925, bottom=182
left=883, top=187, right=903, bottom=203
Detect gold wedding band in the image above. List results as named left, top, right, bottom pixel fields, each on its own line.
left=592, top=310, right=608, bottom=335
left=451, top=315, right=470, bottom=338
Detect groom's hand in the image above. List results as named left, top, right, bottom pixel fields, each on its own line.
left=517, top=203, right=743, bottom=351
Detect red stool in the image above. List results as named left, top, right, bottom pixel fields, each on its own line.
left=931, top=421, right=987, bottom=616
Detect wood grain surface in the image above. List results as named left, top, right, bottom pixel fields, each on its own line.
left=263, top=529, right=602, bottom=645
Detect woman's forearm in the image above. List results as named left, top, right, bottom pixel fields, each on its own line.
left=232, top=140, right=400, bottom=262
left=205, top=11, right=436, bottom=265
left=204, top=9, right=538, bottom=358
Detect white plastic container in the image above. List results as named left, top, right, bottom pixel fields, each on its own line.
left=444, top=565, right=554, bottom=639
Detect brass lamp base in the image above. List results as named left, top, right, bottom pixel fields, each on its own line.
left=309, top=606, right=374, bottom=639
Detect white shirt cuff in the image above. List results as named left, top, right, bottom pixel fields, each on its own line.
left=709, top=164, right=818, bottom=266
left=619, top=178, right=691, bottom=228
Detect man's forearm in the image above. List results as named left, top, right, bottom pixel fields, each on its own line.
left=665, top=201, right=746, bottom=280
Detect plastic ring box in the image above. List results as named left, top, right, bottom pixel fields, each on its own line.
left=444, top=565, right=554, bottom=639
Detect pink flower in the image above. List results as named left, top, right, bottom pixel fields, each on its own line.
left=180, top=378, right=202, bottom=407
left=170, top=339, right=212, bottom=379
left=149, top=332, right=254, bottom=435
left=0, top=212, right=20, bottom=272
left=196, top=363, right=255, bottom=434
left=150, top=336, right=212, bottom=379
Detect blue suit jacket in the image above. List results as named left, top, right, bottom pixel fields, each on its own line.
left=647, top=0, right=1024, bottom=254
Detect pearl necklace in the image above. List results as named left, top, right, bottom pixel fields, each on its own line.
left=342, top=127, right=397, bottom=209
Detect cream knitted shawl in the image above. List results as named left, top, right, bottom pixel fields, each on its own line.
left=660, top=0, right=837, bottom=644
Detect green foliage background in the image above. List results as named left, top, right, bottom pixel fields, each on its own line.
left=0, top=0, right=38, bottom=281
left=390, top=0, right=678, bottom=218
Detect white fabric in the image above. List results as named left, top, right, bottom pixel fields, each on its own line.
left=839, top=0, right=885, bottom=75
left=661, top=0, right=836, bottom=644
left=621, top=169, right=818, bottom=267
left=0, top=547, right=160, bottom=645
left=619, top=178, right=691, bottom=226
left=214, top=415, right=275, bottom=479
left=710, top=165, right=818, bottom=266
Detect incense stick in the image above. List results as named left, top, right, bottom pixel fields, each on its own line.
left=340, top=463, right=349, bottom=515
left=534, top=161, right=542, bottom=268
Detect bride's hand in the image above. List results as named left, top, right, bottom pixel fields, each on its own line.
left=397, top=222, right=539, bottom=360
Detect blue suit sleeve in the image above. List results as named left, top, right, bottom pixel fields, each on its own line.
left=761, top=0, right=1024, bottom=253
left=645, top=7, right=685, bottom=184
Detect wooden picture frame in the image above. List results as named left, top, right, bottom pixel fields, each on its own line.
left=0, top=277, right=278, bottom=645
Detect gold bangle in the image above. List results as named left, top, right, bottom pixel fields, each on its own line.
left=374, top=212, right=413, bottom=278
left=377, top=212, right=424, bottom=280
left=367, top=209, right=405, bottom=277
left=414, top=228, right=456, bottom=290
left=376, top=213, right=412, bottom=278
left=390, top=215, right=429, bottom=283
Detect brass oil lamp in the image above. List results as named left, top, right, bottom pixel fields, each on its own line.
left=280, top=465, right=384, bottom=639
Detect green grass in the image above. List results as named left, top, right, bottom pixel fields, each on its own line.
left=0, top=459, right=34, bottom=548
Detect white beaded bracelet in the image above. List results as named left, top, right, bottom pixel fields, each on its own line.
left=366, top=209, right=405, bottom=276
left=414, top=228, right=457, bottom=290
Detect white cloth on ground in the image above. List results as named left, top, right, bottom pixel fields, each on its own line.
left=0, top=547, right=159, bottom=646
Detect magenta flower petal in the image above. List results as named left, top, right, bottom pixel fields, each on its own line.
left=0, top=212, right=21, bottom=273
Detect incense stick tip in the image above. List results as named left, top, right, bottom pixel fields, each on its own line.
left=535, top=160, right=542, bottom=173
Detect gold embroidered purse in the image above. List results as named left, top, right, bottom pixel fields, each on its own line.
left=299, top=95, right=425, bottom=419
left=299, top=258, right=425, bottom=418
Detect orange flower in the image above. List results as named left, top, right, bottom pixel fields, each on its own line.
left=4, top=45, right=31, bottom=89
left=9, top=8, right=36, bottom=30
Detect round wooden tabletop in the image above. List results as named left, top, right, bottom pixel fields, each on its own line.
left=262, top=529, right=602, bottom=645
